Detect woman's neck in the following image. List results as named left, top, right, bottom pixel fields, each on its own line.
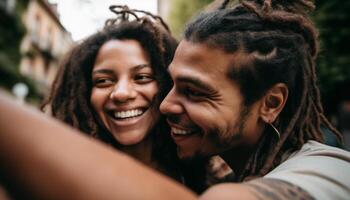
left=119, top=136, right=156, bottom=168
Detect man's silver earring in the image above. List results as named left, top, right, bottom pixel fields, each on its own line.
left=269, top=122, right=280, bottom=139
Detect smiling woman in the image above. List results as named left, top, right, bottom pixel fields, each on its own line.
left=90, top=39, right=159, bottom=146
left=40, top=5, right=181, bottom=180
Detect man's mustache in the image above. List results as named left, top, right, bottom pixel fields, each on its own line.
left=166, top=115, right=182, bottom=125
left=166, top=115, right=201, bottom=131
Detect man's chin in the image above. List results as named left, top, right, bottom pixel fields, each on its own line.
left=177, top=149, right=208, bottom=165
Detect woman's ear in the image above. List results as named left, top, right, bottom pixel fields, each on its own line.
left=259, top=83, right=288, bottom=123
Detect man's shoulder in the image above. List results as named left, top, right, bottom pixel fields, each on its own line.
left=263, top=140, right=350, bottom=199
left=294, top=140, right=350, bottom=159
left=200, top=179, right=315, bottom=200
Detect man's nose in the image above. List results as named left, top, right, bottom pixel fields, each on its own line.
left=110, top=79, right=136, bottom=103
left=160, top=87, right=183, bottom=115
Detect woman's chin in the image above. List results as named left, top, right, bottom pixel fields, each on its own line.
left=113, top=132, right=148, bottom=146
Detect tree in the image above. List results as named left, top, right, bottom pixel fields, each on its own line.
left=313, top=0, right=350, bottom=115
left=0, top=0, right=40, bottom=101
left=167, top=0, right=213, bottom=38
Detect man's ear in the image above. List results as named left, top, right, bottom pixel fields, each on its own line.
left=259, top=83, right=288, bottom=123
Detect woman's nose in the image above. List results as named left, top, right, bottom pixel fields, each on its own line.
left=109, top=79, right=136, bottom=103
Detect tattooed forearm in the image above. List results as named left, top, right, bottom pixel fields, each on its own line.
left=244, top=178, right=315, bottom=200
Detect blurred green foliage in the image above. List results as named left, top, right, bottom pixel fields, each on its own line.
left=313, top=0, right=350, bottom=114
left=168, top=0, right=213, bottom=38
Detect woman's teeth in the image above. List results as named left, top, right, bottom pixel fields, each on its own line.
left=172, top=127, right=192, bottom=135
left=114, top=109, right=143, bottom=119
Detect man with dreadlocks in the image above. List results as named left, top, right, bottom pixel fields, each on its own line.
left=0, top=0, right=350, bottom=199
left=157, top=0, right=350, bottom=198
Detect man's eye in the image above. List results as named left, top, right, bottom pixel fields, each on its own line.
left=183, top=87, right=205, bottom=98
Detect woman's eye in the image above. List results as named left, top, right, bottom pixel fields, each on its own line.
left=93, top=78, right=114, bottom=87
left=135, top=74, right=154, bottom=83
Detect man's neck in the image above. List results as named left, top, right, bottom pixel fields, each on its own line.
left=220, top=145, right=256, bottom=179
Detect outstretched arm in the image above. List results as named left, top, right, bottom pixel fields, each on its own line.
left=0, top=93, right=314, bottom=200
left=0, top=93, right=196, bottom=200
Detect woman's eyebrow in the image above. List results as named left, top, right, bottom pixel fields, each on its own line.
left=92, top=69, right=114, bottom=75
left=130, top=64, right=151, bottom=72
left=92, top=64, right=150, bottom=75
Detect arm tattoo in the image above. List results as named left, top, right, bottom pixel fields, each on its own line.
left=244, top=178, right=315, bottom=200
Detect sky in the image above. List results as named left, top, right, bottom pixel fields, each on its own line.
left=48, top=0, right=158, bottom=41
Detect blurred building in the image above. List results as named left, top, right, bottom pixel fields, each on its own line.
left=157, top=0, right=171, bottom=20
left=0, top=0, right=16, bottom=13
left=0, top=0, right=41, bottom=101
left=19, top=0, right=73, bottom=94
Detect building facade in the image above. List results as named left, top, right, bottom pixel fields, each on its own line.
left=19, top=0, right=72, bottom=93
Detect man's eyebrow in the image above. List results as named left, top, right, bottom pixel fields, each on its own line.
left=176, top=76, right=216, bottom=92
left=92, top=64, right=150, bottom=75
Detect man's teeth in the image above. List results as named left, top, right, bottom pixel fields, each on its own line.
left=114, top=109, right=143, bottom=119
left=172, top=127, right=192, bottom=135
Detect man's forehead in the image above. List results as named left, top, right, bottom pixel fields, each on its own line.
left=174, top=40, right=223, bottom=60
left=169, top=40, right=249, bottom=80
left=170, top=41, right=232, bottom=73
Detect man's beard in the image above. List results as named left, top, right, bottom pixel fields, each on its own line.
left=206, top=105, right=252, bottom=153
left=178, top=149, right=209, bottom=166
left=170, top=104, right=252, bottom=163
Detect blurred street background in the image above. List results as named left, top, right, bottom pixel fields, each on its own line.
left=0, top=0, right=349, bottom=149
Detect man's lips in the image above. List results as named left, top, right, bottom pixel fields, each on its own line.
left=168, top=124, right=202, bottom=147
left=171, top=127, right=195, bottom=135
left=166, top=120, right=200, bottom=136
